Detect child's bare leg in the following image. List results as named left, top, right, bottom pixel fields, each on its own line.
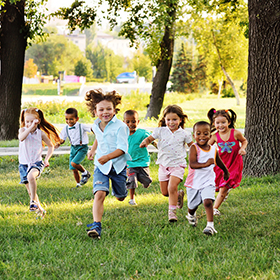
left=72, top=169, right=80, bottom=184
left=204, top=198, right=214, bottom=222
left=168, top=176, right=181, bottom=206
left=93, top=191, right=106, bottom=222
left=129, top=188, right=135, bottom=200
left=160, top=181, right=169, bottom=196
left=213, top=187, right=228, bottom=210
left=71, top=162, right=85, bottom=173
left=27, top=169, right=39, bottom=202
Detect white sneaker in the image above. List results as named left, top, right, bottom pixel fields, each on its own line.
left=213, top=208, right=221, bottom=216
left=186, top=213, right=197, bottom=227
left=203, top=226, right=217, bottom=236
left=128, top=199, right=137, bottom=206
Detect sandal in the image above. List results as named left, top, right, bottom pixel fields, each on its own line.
left=30, top=201, right=39, bottom=212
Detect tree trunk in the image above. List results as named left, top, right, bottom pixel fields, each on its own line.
left=145, top=5, right=175, bottom=119
left=0, top=1, right=27, bottom=140
left=244, top=0, right=280, bottom=176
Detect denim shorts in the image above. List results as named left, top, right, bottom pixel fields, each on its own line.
left=19, top=161, right=44, bottom=184
left=187, top=185, right=215, bottom=210
left=69, top=144, right=88, bottom=170
left=93, top=166, right=127, bottom=199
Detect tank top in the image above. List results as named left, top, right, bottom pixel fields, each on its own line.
left=19, top=128, right=43, bottom=165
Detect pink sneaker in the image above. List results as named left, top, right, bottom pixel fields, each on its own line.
left=168, top=209, right=177, bottom=222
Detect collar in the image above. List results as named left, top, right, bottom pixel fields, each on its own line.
left=94, top=115, right=117, bottom=125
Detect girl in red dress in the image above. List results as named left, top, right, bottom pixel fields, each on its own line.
left=207, top=108, right=248, bottom=215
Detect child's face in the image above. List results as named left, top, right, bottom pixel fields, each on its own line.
left=95, top=100, right=115, bottom=124
left=65, top=113, right=79, bottom=127
left=164, top=112, right=181, bottom=132
left=123, top=114, right=139, bottom=134
left=25, top=113, right=39, bottom=132
left=193, top=124, right=211, bottom=147
left=214, top=115, right=230, bottom=133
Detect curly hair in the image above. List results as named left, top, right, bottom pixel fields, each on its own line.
left=158, top=105, right=189, bottom=129
left=85, top=89, right=122, bottom=117
left=20, top=108, right=60, bottom=145
left=207, top=108, right=237, bottom=133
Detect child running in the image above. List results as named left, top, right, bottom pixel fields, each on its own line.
left=140, top=105, right=193, bottom=222
left=207, top=108, right=247, bottom=216
left=18, top=108, right=60, bottom=216
left=124, top=110, right=153, bottom=206
left=85, top=89, right=131, bottom=239
left=56, top=108, right=91, bottom=188
left=185, top=121, right=229, bottom=235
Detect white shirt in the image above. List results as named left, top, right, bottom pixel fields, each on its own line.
left=60, top=122, right=91, bottom=146
left=152, top=127, right=193, bottom=167
left=19, top=128, right=43, bottom=165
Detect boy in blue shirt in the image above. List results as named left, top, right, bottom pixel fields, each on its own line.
left=56, top=108, right=91, bottom=188
left=124, top=110, right=153, bottom=205
left=86, top=89, right=131, bottom=239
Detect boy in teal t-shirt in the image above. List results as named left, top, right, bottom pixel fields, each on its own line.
left=124, top=110, right=153, bottom=205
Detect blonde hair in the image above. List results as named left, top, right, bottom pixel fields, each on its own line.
left=20, top=108, right=60, bottom=144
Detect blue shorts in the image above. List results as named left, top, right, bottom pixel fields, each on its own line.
left=69, top=144, right=88, bottom=170
left=93, top=166, right=127, bottom=199
left=19, top=161, right=44, bottom=184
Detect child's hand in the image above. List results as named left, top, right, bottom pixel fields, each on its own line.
left=31, top=119, right=39, bottom=128
left=223, top=170, right=230, bottom=181
left=54, top=142, right=60, bottom=149
left=239, top=148, right=246, bottom=156
left=44, top=159, right=50, bottom=167
left=205, top=158, right=214, bottom=166
left=98, top=155, right=110, bottom=165
left=88, top=150, right=95, bottom=161
left=139, top=139, right=147, bottom=148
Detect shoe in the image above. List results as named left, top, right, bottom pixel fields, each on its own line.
left=30, top=201, right=39, bottom=212
left=128, top=199, right=137, bottom=206
left=80, top=171, right=91, bottom=185
left=186, top=213, right=197, bottom=227
left=177, top=189, right=184, bottom=209
left=213, top=208, right=221, bottom=216
left=168, top=209, right=177, bottom=222
left=203, top=226, right=217, bottom=236
left=86, top=222, right=101, bottom=239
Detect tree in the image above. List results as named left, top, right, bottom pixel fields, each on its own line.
left=243, top=0, right=280, bottom=176
left=74, top=58, right=93, bottom=79
left=132, top=51, right=152, bottom=82
left=24, top=59, right=38, bottom=79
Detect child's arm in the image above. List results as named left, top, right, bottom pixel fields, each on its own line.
left=98, top=149, right=125, bottom=165
left=189, top=145, right=214, bottom=169
left=187, top=141, right=193, bottom=147
left=18, top=119, right=39, bottom=141
left=234, top=130, right=248, bottom=155
left=42, top=131, right=54, bottom=167
left=54, top=138, right=65, bottom=149
left=208, top=134, right=217, bottom=145
left=215, top=152, right=230, bottom=181
left=140, top=135, right=155, bottom=148
left=88, top=139, right=97, bottom=161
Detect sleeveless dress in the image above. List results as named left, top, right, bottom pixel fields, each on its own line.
left=214, top=129, right=243, bottom=191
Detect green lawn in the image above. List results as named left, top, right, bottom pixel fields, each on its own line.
left=0, top=154, right=279, bottom=279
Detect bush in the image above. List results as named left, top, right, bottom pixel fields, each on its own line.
left=222, top=88, right=235, bottom=98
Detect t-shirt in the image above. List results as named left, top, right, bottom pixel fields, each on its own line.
left=127, top=128, right=151, bottom=168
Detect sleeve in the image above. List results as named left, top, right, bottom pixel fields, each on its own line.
left=82, top=124, right=91, bottom=133
left=151, top=127, right=160, bottom=140
left=59, top=126, right=68, bottom=141
left=143, top=129, right=151, bottom=139
left=184, top=130, right=193, bottom=144
left=116, top=124, right=129, bottom=153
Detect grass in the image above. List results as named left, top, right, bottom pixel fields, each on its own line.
left=0, top=153, right=280, bottom=279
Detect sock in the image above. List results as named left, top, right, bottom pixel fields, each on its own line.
left=81, top=170, right=87, bottom=176
left=169, top=205, right=177, bottom=210
left=76, top=183, right=81, bottom=187
left=207, top=221, right=214, bottom=228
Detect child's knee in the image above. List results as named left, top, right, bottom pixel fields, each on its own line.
left=203, top=199, right=213, bottom=208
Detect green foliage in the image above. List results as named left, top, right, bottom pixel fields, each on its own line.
left=74, top=59, right=93, bottom=79
left=0, top=154, right=280, bottom=279
left=25, top=34, right=84, bottom=76
left=131, top=51, right=153, bottom=82
left=22, top=84, right=81, bottom=96
left=169, top=43, right=206, bottom=93
left=222, top=88, right=235, bottom=98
